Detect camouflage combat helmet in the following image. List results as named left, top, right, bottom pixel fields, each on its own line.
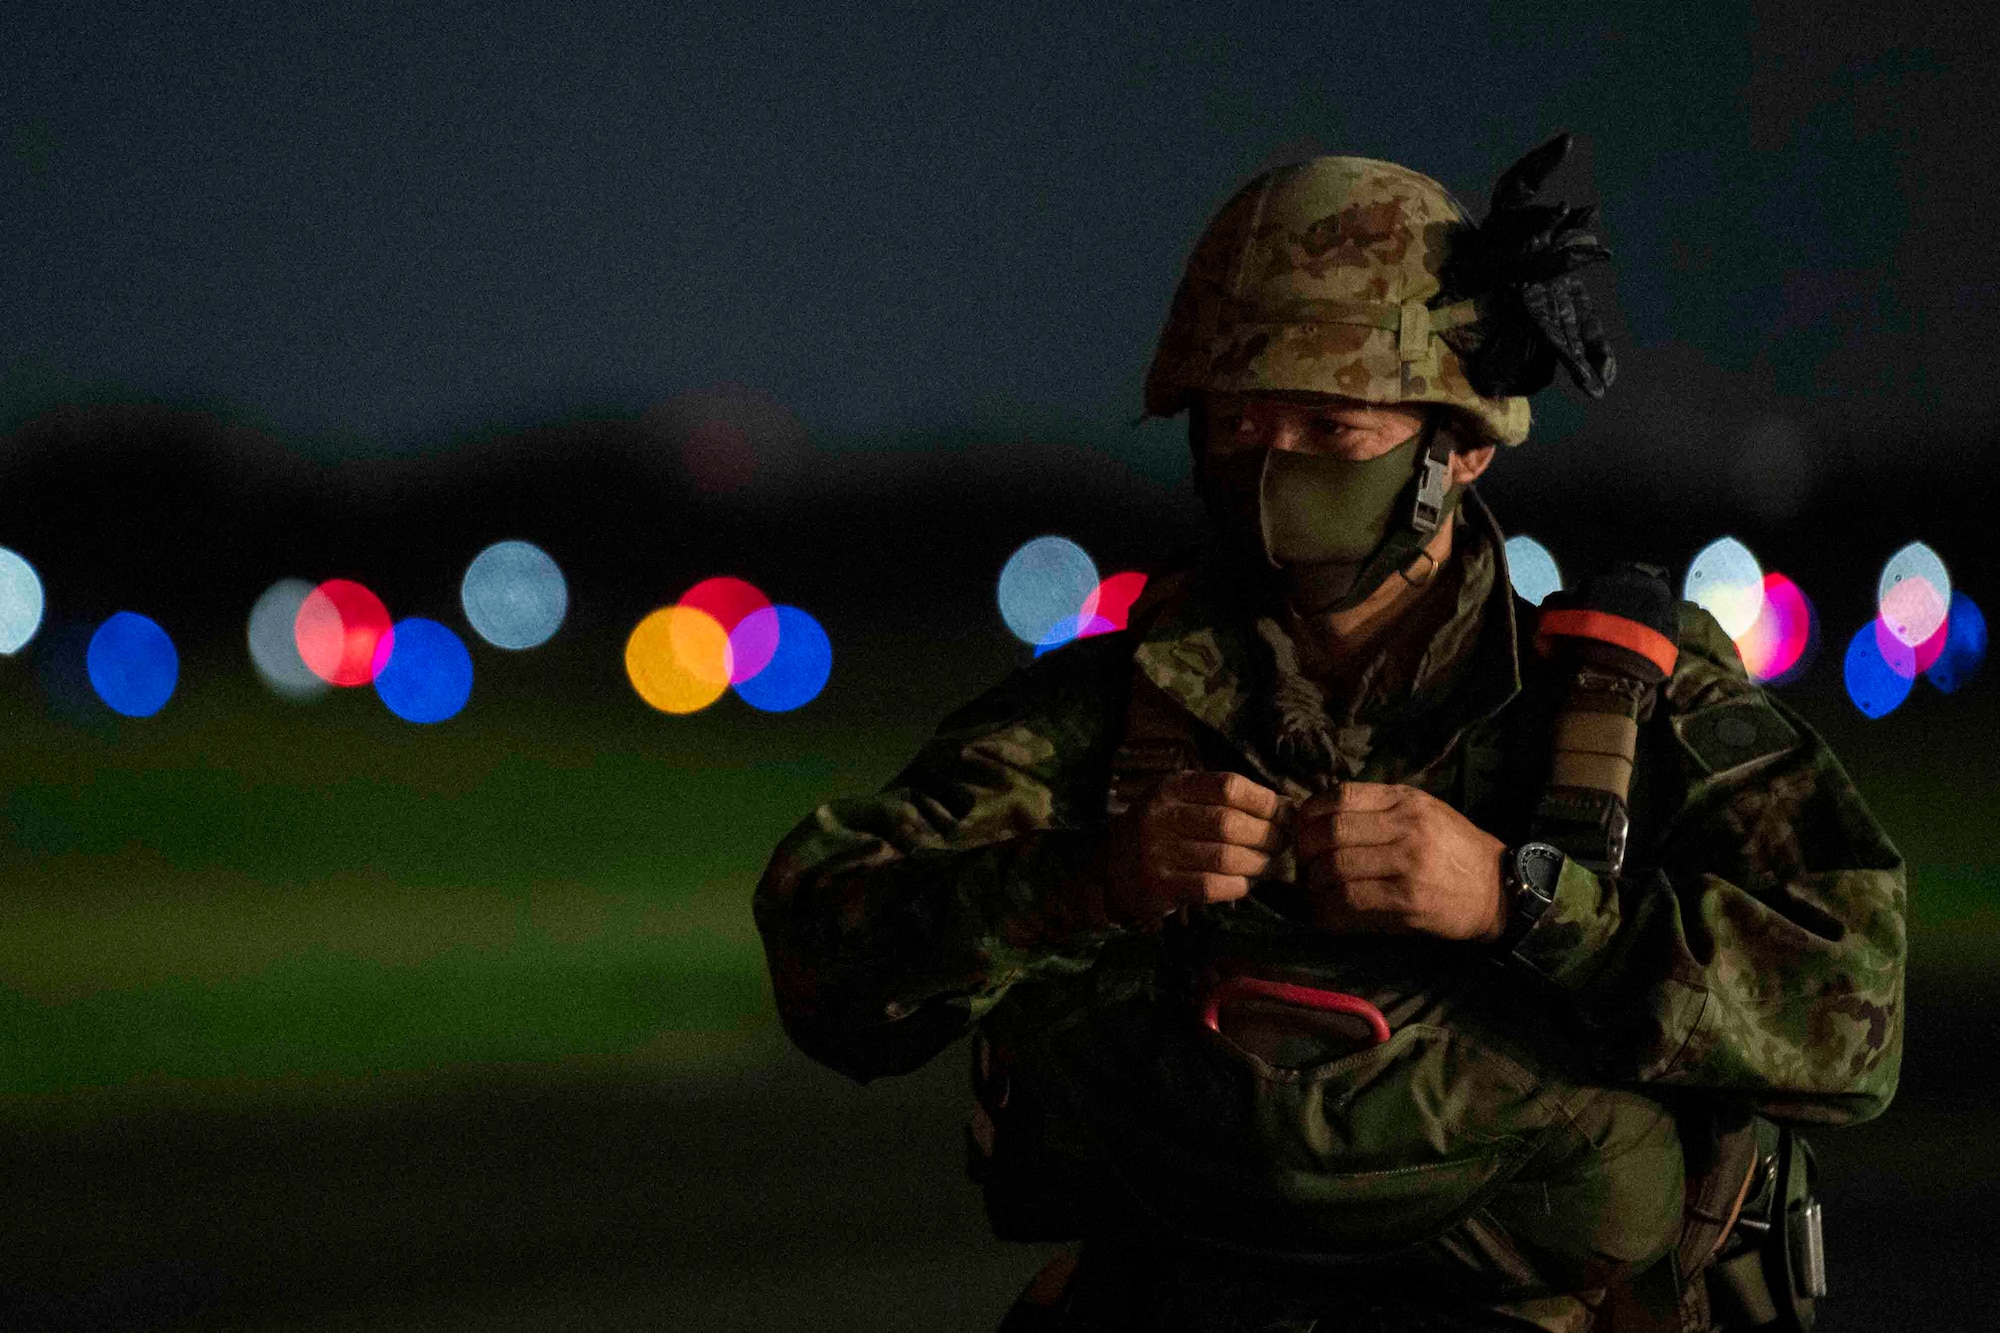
left=1143, top=155, right=1533, bottom=447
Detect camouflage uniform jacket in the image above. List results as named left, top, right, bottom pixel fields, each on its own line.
left=754, top=498, right=1904, bottom=1307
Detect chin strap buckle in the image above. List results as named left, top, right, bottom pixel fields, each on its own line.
left=1410, top=422, right=1453, bottom=535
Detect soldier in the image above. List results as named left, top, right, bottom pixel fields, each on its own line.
left=752, top=137, right=1904, bottom=1333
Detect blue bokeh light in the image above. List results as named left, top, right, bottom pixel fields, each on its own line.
left=1925, top=592, right=1987, bottom=695
left=0, top=547, right=45, bottom=654
left=1503, top=535, right=1563, bottom=607
left=373, top=618, right=474, bottom=723
left=1034, top=613, right=1117, bottom=658
left=732, top=606, right=831, bottom=712
left=461, top=539, right=568, bottom=650
left=997, top=536, right=1099, bottom=647
left=1844, top=621, right=1914, bottom=718
left=87, top=612, right=179, bottom=717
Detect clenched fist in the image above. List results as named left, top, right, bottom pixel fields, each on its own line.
left=1104, top=771, right=1287, bottom=925
left=1292, top=782, right=1508, bottom=943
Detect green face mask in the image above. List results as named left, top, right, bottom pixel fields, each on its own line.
left=1198, top=414, right=1463, bottom=615
left=1260, top=437, right=1427, bottom=565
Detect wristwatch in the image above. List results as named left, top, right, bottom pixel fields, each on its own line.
left=1496, top=841, right=1567, bottom=955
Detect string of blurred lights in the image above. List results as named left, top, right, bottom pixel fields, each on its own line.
left=0, top=530, right=1983, bottom=725
left=1004, top=531, right=1986, bottom=721
left=624, top=576, right=831, bottom=715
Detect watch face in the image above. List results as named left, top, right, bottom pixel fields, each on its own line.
left=1519, top=843, right=1565, bottom=898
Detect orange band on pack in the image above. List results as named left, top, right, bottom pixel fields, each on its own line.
left=1536, top=608, right=1680, bottom=676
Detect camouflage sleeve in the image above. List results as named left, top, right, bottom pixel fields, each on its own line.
left=1505, top=604, right=1906, bottom=1127
left=751, top=635, right=1135, bottom=1085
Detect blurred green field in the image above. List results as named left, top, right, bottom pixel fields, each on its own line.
left=0, top=661, right=886, bottom=1099
left=1, top=651, right=1994, bottom=1100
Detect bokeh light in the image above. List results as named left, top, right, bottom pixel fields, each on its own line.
left=0, top=546, right=46, bottom=654
left=247, top=579, right=331, bottom=702
left=460, top=540, right=568, bottom=650
left=1876, top=542, right=1951, bottom=648
left=732, top=606, right=832, bottom=713
left=681, top=576, right=776, bottom=683
left=374, top=618, right=474, bottom=723
left=86, top=612, right=178, bottom=718
left=1080, top=572, right=1150, bottom=634
left=1503, top=535, right=1564, bottom=607
left=296, top=580, right=394, bottom=687
left=1874, top=615, right=1946, bottom=680
left=625, top=605, right=731, bottom=714
left=1844, top=622, right=1914, bottom=718
left=727, top=608, right=781, bottom=685
left=998, top=537, right=1099, bottom=647
left=1684, top=537, right=1765, bottom=638
left=1035, top=614, right=1118, bottom=658
left=1734, top=573, right=1815, bottom=684
left=1924, top=592, right=1986, bottom=695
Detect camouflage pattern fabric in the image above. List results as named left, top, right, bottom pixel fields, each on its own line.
left=753, top=495, right=1904, bottom=1331
left=1142, top=157, right=1534, bottom=447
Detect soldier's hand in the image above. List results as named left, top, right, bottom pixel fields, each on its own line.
left=1293, top=783, right=1508, bottom=943
left=1104, top=771, right=1287, bottom=925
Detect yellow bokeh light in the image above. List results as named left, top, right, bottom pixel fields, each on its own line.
left=625, top=606, right=732, bottom=714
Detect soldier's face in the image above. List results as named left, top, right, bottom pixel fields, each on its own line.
left=1202, top=392, right=1426, bottom=463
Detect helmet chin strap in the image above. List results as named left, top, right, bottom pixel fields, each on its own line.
left=1281, top=409, right=1457, bottom=617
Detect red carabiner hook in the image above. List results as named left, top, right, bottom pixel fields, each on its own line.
left=1201, top=974, right=1392, bottom=1047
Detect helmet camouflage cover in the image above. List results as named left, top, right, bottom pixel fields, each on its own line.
left=1144, top=156, right=1533, bottom=447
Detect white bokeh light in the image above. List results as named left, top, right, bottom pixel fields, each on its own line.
left=1684, top=537, right=1765, bottom=639
left=997, top=536, right=1099, bottom=647
left=1876, top=542, right=1951, bottom=648
left=247, top=578, right=331, bottom=701
left=1503, top=535, right=1564, bottom=606
left=0, top=547, right=45, bottom=654
left=461, top=540, right=569, bottom=650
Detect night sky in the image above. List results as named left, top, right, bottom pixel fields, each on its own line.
left=7, top=2, right=1997, bottom=494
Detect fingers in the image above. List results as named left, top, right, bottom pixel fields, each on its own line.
left=1294, top=784, right=1409, bottom=859
left=1151, top=837, right=1273, bottom=881
left=1294, top=810, right=1404, bottom=859
left=1162, top=770, right=1284, bottom=822
left=1297, top=782, right=1403, bottom=820
left=1154, top=869, right=1252, bottom=908
left=1154, top=798, right=1286, bottom=852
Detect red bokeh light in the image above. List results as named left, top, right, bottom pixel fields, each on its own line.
left=1079, top=571, right=1148, bottom=637
left=295, top=579, right=394, bottom=687
left=1875, top=608, right=1948, bottom=679
left=1735, top=572, right=1815, bottom=682
left=679, top=576, right=775, bottom=682
left=678, top=576, right=770, bottom=632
